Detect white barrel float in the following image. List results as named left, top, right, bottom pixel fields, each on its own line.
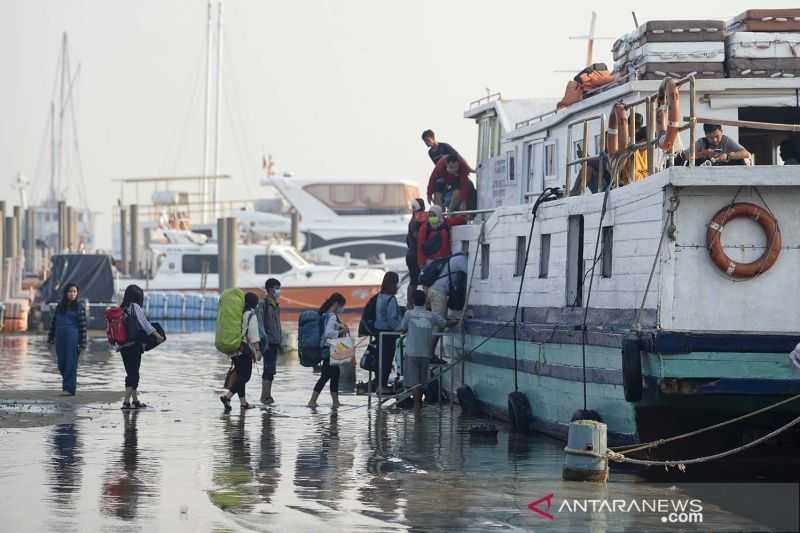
left=562, top=420, right=609, bottom=482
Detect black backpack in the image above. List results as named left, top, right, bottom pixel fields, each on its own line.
left=444, top=257, right=468, bottom=311
left=419, top=258, right=447, bottom=287
left=358, top=294, right=379, bottom=337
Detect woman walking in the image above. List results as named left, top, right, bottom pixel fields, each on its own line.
left=308, top=293, right=347, bottom=409
left=220, top=292, right=261, bottom=411
left=373, top=272, right=402, bottom=392
left=119, top=285, right=163, bottom=410
left=48, top=283, right=87, bottom=396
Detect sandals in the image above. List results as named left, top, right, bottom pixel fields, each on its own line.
left=132, top=401, right=147, bottom=409
left=121, top=401, right=132, bottom=410
left=220, top=395, right=232, bottom=412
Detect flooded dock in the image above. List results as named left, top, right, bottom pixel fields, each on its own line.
left=0, top=329, right=796, bottom=532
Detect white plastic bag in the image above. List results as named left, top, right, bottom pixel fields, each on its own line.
left=328, top=336, right=355, bottom=366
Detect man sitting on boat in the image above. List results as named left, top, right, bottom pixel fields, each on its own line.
left=427, top=154, right=476, bottom=212
left=780, top=136, right=800, bottom=165
left=693, top=123, right=751, bottom=166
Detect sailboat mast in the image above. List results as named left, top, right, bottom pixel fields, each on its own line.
left=49, top=102, right=56, bottom=204
left=56, top=32, right=68, bottom=203
left=212, top=0, right=223, bottom=222
left=202, top=1, right=213, bottom=223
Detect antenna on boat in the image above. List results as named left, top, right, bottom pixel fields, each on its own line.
left=566, top=11, right=614, bottom=67
left=631, top=11, right=640, bottom=30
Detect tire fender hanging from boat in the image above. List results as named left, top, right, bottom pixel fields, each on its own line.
left=706, top=202, right=781, bottom=278
left=621, top=334, right=643, bottom=402
left=508, top=391, right=531, bottom=433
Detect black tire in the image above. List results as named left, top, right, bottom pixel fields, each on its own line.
left=507, top=391, right=531, bottom=433
left=571, top=409, right=603, bottom=423
left=622, top=334, right=643, bottom=402
left=456, top=385, right=480, bottom=416
left=424, top=379, right=441, bottom=403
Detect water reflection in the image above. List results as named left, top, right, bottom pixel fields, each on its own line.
left=256, top=410, right=281, bottom=504
left=294, top=412, right=354, bottom=512
left=47, top=422, right=82, bottom=508
left=209, top=412, right=257, bottom=513
left=100, top=410, right=159, bottom=520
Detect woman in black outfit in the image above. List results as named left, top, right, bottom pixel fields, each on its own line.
left=307, top=293, right=347, bottom=409
left=119, top=285, right=164, bottom=410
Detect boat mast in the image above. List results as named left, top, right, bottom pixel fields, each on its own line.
left=202, top=1, right=213, bottom=223
left=56, top=32, right=68, bottom=204
left=212, top=0, right=223, bottom=222
left=49, top=102, right=56, bottom=204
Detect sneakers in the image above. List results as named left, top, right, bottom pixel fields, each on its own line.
left=220, top=395, right=232, bottom=412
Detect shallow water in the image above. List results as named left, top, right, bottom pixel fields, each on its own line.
left=0, top=328, right=793, bottom=532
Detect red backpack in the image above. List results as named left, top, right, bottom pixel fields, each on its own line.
left=105, top=306, right=128, bottom=346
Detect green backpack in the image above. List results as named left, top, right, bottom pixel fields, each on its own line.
left=215, top=288, right=245, bottom=355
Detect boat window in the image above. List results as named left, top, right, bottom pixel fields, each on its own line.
left=182, top=254, right=218, bottom=274
left=477, top=116, right=500, bottom=162
left=302, top=183, right=416, bottom=215
left=480, top=244, right=490, bottom=280
left=255, top=254, right=292, bottom=274
left=329, top=243, right=406, bottom=261
left=566, top=216, right=584, bottom=307
left=539, top=234, right=550, bottom=278
left=507, top=150, right=516, bottom=181
left=544, top=142, right=557, bottom=177
left=601, top=226, right=613, bottom=278
left=514, top=236, right=526, bottom=277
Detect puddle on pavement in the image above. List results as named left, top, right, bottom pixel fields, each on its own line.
left=0, top=328, right=784, bottom=532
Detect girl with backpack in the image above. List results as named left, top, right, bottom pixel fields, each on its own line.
left=307, top=293, right=347, bottom=409
left=47, top=283, right=87, bottom=396
left=119, top=285, right=164, bottom=410
left=220, top=292, right=261, bottom=411
left=373, top=272, right=402, bottom=392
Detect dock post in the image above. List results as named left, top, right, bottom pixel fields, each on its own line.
left=119, top=206, right=128, bottom=275
left=217, top=218, right=227, bottom=292
left=0, top=202, right=5, bottom=295
left=24, top=208, right=36, bottom=275
left=57, top=201, right=66, bottom=252
left=4, top=216, right=18, bottom=260
left=225, top=217, right=237, bottom=290
left=129, top=204, right=139, bottom=277
left=290, top=209, right=300, bottom=250
left=563, top=420, right=609, bottom=482
left=65, top=206, right=74, bottom=252
left=12, top=206, right=22, bottom=259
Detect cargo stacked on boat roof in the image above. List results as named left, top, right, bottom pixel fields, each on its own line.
left=726, top=9, right=800, bottom=78
left=612, top=20, right=726, bottom=81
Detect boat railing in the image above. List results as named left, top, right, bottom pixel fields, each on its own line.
left=564, top=74, right=698, bottom=195
left=515, top=109, right=560, bottom=131
left=111, top=199, right=272, bottom=227
left=468, top=92, right=502, bottom=110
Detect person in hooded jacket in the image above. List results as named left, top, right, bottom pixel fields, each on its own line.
left=417, top=205, right=452, bottom=269
left=405, top=199, right=427, bottom=308
left=47, top=283, right=87, bottom=396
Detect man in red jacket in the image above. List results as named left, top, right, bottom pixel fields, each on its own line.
left=427, top=154, right=475, bottom=212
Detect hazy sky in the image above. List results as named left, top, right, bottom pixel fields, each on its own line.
left=1, top=0, right=795, bottom=249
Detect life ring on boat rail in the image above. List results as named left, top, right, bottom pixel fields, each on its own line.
left=706, top=202, right=782, bottom=278
left=656, top=78, right=680, bottom=152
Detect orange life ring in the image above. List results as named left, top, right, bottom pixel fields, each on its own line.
left=657, top=78, right=680, bottom=152
left=706, top=202, right=781, bottom=278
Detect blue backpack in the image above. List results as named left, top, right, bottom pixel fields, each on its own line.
left=298, top=310, right=325, bottom=367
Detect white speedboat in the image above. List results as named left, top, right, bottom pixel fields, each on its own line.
left=129, top=230, right=384, bottom=313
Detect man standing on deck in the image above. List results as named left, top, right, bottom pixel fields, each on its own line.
left=421, top=129, right=474, bottom=171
